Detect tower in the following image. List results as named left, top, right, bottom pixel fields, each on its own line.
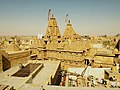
left=44, top=15, right=61, bottom=44
left=62, top=20, right=81, bottom=41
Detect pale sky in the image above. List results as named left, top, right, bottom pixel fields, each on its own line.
left=0, top=0, right=120, bottom=36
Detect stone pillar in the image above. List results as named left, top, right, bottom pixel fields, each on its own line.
left=65, top=73, right=69, bottom=87
left=91, top=60, right=94, bottom=68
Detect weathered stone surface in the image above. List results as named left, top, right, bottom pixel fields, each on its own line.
left=5, top=42, right=21, bottom=52
left=44, top=16, right=61, bottom=41
left=62, top=21, right=81, bottom=41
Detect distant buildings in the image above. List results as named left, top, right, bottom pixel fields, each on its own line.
left=0, top=12, right=120, bottom=89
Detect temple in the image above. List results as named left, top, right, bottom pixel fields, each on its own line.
left=62, top=20, right=81, bottom=41
left=0, top=11, right=120, bottom=90
left=44, top=15, right=61, bottom=43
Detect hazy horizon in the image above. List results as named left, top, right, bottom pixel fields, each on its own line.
left=0, top=0, right=120, bottom=36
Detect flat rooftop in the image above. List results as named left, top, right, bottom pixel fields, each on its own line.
left=12, top=63, right=41, bottom=77
left=0, top=60, right=60, bottom=89
left=31, top=60, right=60, bottom=85
left=68, top=67, right=111, bottom=78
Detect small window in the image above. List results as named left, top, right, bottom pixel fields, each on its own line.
left=44, top=41, right=47, bottom=44
left=76, top=62, right=78, bottom=65
left=58, top=36, right=61, bottom=38
left=47, top=36, right=50, bottom=38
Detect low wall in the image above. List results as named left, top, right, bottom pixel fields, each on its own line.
left=8, top=50, right=30, bottom=67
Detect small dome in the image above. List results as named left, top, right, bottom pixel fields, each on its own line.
left=113, top=48, right=118, bottom=53
left=5, top=42, right=21, bottom=52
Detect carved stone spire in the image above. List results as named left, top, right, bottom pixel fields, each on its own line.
left=44, top=16, right=61, bottom=42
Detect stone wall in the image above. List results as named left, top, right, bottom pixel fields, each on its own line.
left=94, top=56, right=114, bottom=67
left=8, top=50, right=30, bottom=67
left=0, top=49, right=10, bottom=71
left=0, top=50, right=30, bottom=72
left=46, top=50, right=83, bottom=60
left=42, top=49, right=85, bottom=69
left=37, top=50, right=45, bottom=60
left=105, top=70, right=120, bottom=81
left=51, top=62, right=61, bottom=85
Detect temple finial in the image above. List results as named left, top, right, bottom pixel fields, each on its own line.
left=52, top=14, right=54, bottom=18
left=68, top=20, right=70, bottom=23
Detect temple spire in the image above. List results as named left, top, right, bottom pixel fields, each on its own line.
left=62, top=20, right=81, bottom=41
left=44, top=14, right=61, bottom=42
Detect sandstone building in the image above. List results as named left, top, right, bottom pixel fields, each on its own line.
left=0, top=12, right=120, bottom=90
left=0, top=40, right=30, bottom=71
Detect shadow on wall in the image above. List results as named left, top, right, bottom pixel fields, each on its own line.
left=2, top=55, right=11, bottom=71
